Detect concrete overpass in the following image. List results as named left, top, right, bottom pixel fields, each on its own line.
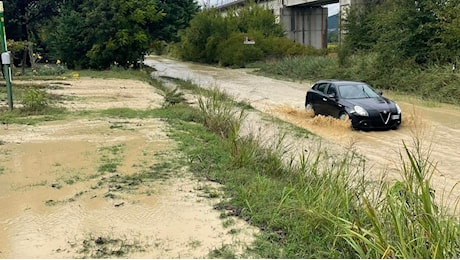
left=212, top=0, right=363, bottom=49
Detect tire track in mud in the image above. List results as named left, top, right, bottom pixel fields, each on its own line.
left=145, top=56, right=460, bottom=209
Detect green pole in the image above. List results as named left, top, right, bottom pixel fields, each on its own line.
left=0, top=1, right=13, bottom=110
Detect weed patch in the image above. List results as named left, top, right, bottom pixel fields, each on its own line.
left=71, top=233, right=146, bottom=258
left=97, top=144, right=125, bottom=174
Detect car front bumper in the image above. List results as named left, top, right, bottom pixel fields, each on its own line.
left=350, top=113, right=402, bottom=130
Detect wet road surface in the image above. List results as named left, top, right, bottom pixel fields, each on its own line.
left=145, top=56, right=460, bottom=209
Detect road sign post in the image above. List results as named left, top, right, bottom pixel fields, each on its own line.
left=0, top=1, right=13, bottom=110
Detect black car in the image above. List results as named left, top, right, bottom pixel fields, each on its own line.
left=305, top=80, right=402, bottom=130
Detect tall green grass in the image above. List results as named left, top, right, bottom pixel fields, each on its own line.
left=197, top=88, right=245, bottom=139
left=334, top=134, right=460, bottom=258
left=169, top=85, right=460, bottom=258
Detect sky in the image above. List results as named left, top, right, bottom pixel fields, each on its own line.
left=326, top=3, right=340, bottom=16
left=202, top=1, right=340, bottom=16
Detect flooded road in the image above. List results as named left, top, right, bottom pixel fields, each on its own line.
left=145, top=56, right=460, bottom=209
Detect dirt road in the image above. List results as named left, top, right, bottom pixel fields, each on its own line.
left=0, top=78, right=256, bottom=258
left=145, top=56, right=460, bottom=209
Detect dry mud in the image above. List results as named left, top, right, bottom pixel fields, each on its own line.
left=0, top=78, right=256, bottom=258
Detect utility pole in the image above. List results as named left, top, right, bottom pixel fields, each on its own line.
left=0, top=1, right=13, bottom=110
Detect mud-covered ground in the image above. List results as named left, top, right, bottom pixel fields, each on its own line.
left=145, top=56, right=460, bottom=211
left=2, top=57, right=460, bottom=258
left=0, top=78, right=256, bottom=258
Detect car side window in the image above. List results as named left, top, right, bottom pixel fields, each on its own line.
left=326, top=85, right=337, bottom=96
left=315, top=83, right=329, bottom=94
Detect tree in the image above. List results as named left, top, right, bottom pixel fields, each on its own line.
left=342, top=0, right=460, bottom=67
left=47, top=1, right=89, bottom=69
left=3, top=0, right=64, bottom=42
left=375, top=0, right=442, bottom=65
left=432, top=1, right=460, bottom=64
left=49, top=0, right=164, bottom=69
left=232, top=2, right=284, bottom=37
left=341, top=1, right=379, bottom=52
left=152, top=0, right=200, bottom=42
left=178, top=8, right=230, bottom=63
left=178, top=2, right=311, bottom=67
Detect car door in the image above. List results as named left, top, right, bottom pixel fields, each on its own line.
left=323, top=84, right=341, bottom=117
left=311, top=83, right=329, bottom=114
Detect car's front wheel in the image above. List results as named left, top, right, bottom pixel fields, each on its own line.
left=338, top=112, right=349, bottom=121
left=339, top=112, right=357, bottom=129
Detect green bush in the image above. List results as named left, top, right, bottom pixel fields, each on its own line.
left=149, top=40, right=168, bottom=55
left=162, top=87, right=186, bottom=107
left=21, top=88, right=49, bottom=112
left=33, top=64, right=67, bottom=76
left=178, top=2, right=319, bottom=67
left=178, top=8, right=230, bottom=63
left=217, top=32, right=264, bottom=67
left=261, top=36, right=322, bottom=59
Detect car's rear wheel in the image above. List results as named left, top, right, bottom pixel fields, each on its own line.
left=305, top=102, right=316, bottom=116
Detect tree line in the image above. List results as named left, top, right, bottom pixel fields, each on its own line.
left=3, top=0, right=199, bottom=69
left=3, top=0, right=459, bottom=70
left=342, top=0, right=460, bottom=69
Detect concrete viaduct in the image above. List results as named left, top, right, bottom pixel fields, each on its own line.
left=212, top=0, right=363, bottom=49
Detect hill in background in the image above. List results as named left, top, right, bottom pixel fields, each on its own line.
left=328, top=13, right=338, bottom=32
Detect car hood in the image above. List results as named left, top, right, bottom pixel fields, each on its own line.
left=341, top=97, right=398, bottom=113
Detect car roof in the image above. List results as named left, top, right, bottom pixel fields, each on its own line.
left=316, top=80, right=367, bottom=85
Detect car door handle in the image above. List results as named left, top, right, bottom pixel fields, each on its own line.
left=322, top=98, right=327, bottom=102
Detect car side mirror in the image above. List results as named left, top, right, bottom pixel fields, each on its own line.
left=377, top=90, right=383, bottom=95
left=328, top=93, right=336, bottom=99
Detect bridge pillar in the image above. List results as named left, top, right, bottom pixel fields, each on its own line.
left=339, top=0, right=365, bottom=39
left=280, top=6, right=327, bottom=49
left=339, top=0, right=365, bottom=13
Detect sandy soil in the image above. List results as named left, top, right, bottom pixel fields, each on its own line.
left=145, top=56, right=460, bottom=211
left=0, top=78, right=257, bottom=258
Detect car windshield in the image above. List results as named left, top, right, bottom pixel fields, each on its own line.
left=338, top=84, right=380, bottom=99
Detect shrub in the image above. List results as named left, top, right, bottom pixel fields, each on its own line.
left=162, top=87, right=186, bottom=107
left=21, top=88, right=49, bottom=112
left=178, top=2, right=319, bottom=67
left=33, top=64, right=67, bottom=76
left=197, top=88, right=245, bottom=139
left=217, top=32, right=264, bottom=67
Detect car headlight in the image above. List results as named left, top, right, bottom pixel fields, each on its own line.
left=353, top=105, right=369, bottom=117
left=395, top=103, right=402, bottom=114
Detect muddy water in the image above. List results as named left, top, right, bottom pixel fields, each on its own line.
left=145, top=56, right=460, bottom=209
left=0, top=78, right=257, bottom=258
